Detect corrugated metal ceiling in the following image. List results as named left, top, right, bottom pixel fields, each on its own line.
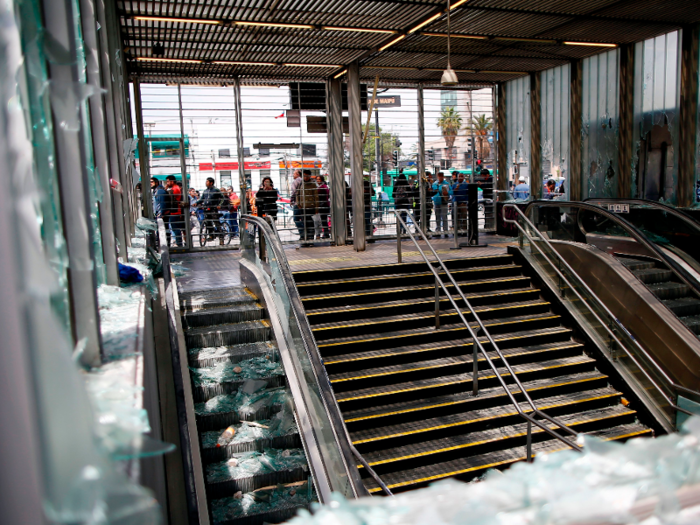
left=118, top=0, right=700, bottom=85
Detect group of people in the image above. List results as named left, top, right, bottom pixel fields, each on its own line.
left=393, top=169, right=482, bottom=237
left=512, top=177, right=566, bottom=200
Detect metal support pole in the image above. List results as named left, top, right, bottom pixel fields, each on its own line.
left=472, top=342, right=479, bottom=396
left=43, top=0, right=102, bottom=366
left=178, top=85, right=192, bottom=248
left=348, top=61, right=365, bottom=250
left=233, top=78, right=248, bottom=216
left=435, top=277, right=440, bottom=329
left=530, top=72, right=542, bottom=200
left=95, top=0, right=127, bottom=254
left=396, top=218, right=402, bottom=263
left=469, top=90, right=475, bottom=182
left=526, top=421, right=533, bottom=462
left=375, top=108, right=381, bottom=186
left=418, top=85, right=426, bottom=234
left=569, top=60, right=583, bottom=201
left=80, top=0, right=118, bottom=285
left=618, top=45, right=635, bottom=199
left=679, top=24, right=700, bottom=207
left=451, top=202, right=460, bottom=250
left=326, top=79, right=346, bottom=245
left=497, top=83, right=507, bottom=193
left=133, top=78, right=152, bottom=219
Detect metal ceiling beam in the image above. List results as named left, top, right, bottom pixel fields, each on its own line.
left=455, top=3, right=685, bottom=27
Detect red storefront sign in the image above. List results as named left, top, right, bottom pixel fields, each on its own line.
left=199, top=161, right=272, bottom=171
left=278, top=160, right=323, bottom=169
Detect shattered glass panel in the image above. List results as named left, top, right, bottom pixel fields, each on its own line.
left=632, top=30, right=681, bottom=204
left=505, top=76, right=531, bottom=194
left=15, top=0, right=72, bottom=334
left=582, top=48, right=620, bottom=199
left=541, top=64, right=571, bottom=197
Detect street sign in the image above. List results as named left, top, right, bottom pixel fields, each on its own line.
left=375, top=95, right=402, bottom=108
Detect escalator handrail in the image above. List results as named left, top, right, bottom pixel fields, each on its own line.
left=393, top=211, right=582, bottom=456
left=239, top=214, right=392, bottom=497
left=507, top=203, right=700, bottom=420
left=569, top=200, right=700, bottom=299
left=583, top=198, right=700, bottom=233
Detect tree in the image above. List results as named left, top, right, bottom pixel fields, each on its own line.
left=465, top=114, right=493, bottom=160
left=436, top=106, right=462, bottom=161
left=360, top=124, right=402, bottom=173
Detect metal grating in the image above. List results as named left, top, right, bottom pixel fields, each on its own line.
left=118, top=0, right=700, bottom=84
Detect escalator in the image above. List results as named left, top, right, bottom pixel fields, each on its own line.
left=292, top=254, right=654, bottom=494
left=515, top=200, right=700, bottom=427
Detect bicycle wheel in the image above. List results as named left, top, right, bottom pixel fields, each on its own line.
left=221, top=222, right=232, bottom=244
left=199, top=220, right=208, bottom=246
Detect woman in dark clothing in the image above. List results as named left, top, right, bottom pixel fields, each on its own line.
left=393, top=173, right=411, bottom=233
left=316, top=175, right=331, bottom=239
left=255, top=177, right=280, bottom=221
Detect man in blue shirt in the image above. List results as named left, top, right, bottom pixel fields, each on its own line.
left=513, top=177, right=530, bottom=200
left=150, top=177, right=168, bottom=218
left=451, top=172, right=469, bottom=232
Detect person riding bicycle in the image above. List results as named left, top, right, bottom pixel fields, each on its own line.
left=196, top=177, right=225, bottom=245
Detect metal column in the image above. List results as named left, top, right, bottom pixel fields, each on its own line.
left=530, top=72, right=542, bottom=200
left=80, top=0, right=118, bottom=285
left=418, top=85, right=426, bottom=233
left=348, top=62, right=365, bottom=250
left=233, top=78, right=248, bottom=215
left=178, top=85, right=192, bottom=247
left=618, top=45, right=635, bottom=199
left=133, top=78, right=153, bottom=219
left=43, top=0, right=102, bottom=366
left=679, top=25, right=700, bottom=208
left=326, top=79, right=347, bottom=245
left=569, top=60, right=583, bottom=201
left=469, top=90, right=475, bottom=181
left=95, top=0, right=127, bottom=255
left=497, top=83, right=507, bottom=192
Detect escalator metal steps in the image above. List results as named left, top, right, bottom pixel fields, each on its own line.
left=317, top=313, right=563, bottom=355
left=291, top=255, right=516, bottom=283
left=358, top=404, right=636, bottom=469
left=300, top=276, right=534, bottom=308
left=361, top=423, right=652, bottom=493
left=305, top=288, right=543, bottom=324
left=186, top=320, right=272, bottom=348
left=349, top=384, right=618, bottom=447
left=662, top=297, right=700, bottom=317
left=189, top=341, right=278, bottom=368
left=335, top=354, right=596, bottom=409
left=180, top=287, right=259, bottom=312
left=646, top=281, right=690, bottom=300
left=322, top=327, right=576, bottom=370
left=328, top=343, right=584, bottom=390
left=632, top=268, right=674, bottom=284
left=295, top=264, right=523, bottom=295
left=201, top=430, right=302, bottom=464
left=617, top=258, right=656, bottom=271
left=182, top=303, right=266, bottom=329
left=342, top=371, right=609, bottom=427
left=311, top=300, right=552, bottom=340
left=193, top=375, right=286, bottom=404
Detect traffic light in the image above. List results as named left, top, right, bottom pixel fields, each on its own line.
left=427, top=149, right=434, bottom=163
left=395, top=139, right=402, bottom=148
left=392, top=150, right=399, bottom=165
left=474, top=148, right=479, bottom=159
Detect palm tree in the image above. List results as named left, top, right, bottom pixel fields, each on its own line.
left=466, top=114, right=494, bottom=160
left=436, top=106, right=462, bottom=162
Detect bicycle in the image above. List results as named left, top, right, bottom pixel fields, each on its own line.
left=197, top=208, right=232, bottom=246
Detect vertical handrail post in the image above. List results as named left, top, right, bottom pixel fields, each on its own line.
left=526, top=420, right=533, bottom=462
left=435, top=276, right=440, bottom=329
left=396, top=218, right=402, bottom=263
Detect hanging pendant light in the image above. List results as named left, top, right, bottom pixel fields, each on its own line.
left=441, top=0, right=458, bottom=86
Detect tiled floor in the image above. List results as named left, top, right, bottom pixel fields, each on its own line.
left=171, top=234, right=519, bottom=292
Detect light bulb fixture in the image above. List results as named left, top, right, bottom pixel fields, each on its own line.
left=323, top=26, right=396, bottom=34
left=333, top=69, right=347, bottom=78
left=137, top=57, right=203, bottom=64
left=234, top=21, right=314, bottom=29
left=408, top=12, right=443, bottom=33
left=213, top=60, right=277, bottom=66
left=378, top=34, right=406, bottom=52
left=441, top=0, right=458, bottom=86
left=133, top=16, right=222, bottom=25
left=563, top=41, right=618, bottom=48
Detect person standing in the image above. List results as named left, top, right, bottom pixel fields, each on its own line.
left=227, top=187, right=240, bottom=237
left=513, top=177, right=530, bottom=200
left=151, top=178, right=168, bottom=240
left=255, top=177, right=279, bottom=222
left=289, top=169, right=304, bottom=238
left=393, top=173, right=411, bottom=233
left=164, top=175, right=184, bottom=247
left=316, top=175, right=330, bottom=239
left=196, top=177, right=225, bottom=245
left=297, top=170, right=319, bottom=242
left=451, top=172, right=469, bottom=232
left=363, top=175, right=376, bottom=241
left=432, top=172, right=451, bottom=237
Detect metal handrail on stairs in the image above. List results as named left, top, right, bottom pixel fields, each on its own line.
left=393, top=210, right=582, bottom=462
left=505, top=202, right=700, bottom=424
